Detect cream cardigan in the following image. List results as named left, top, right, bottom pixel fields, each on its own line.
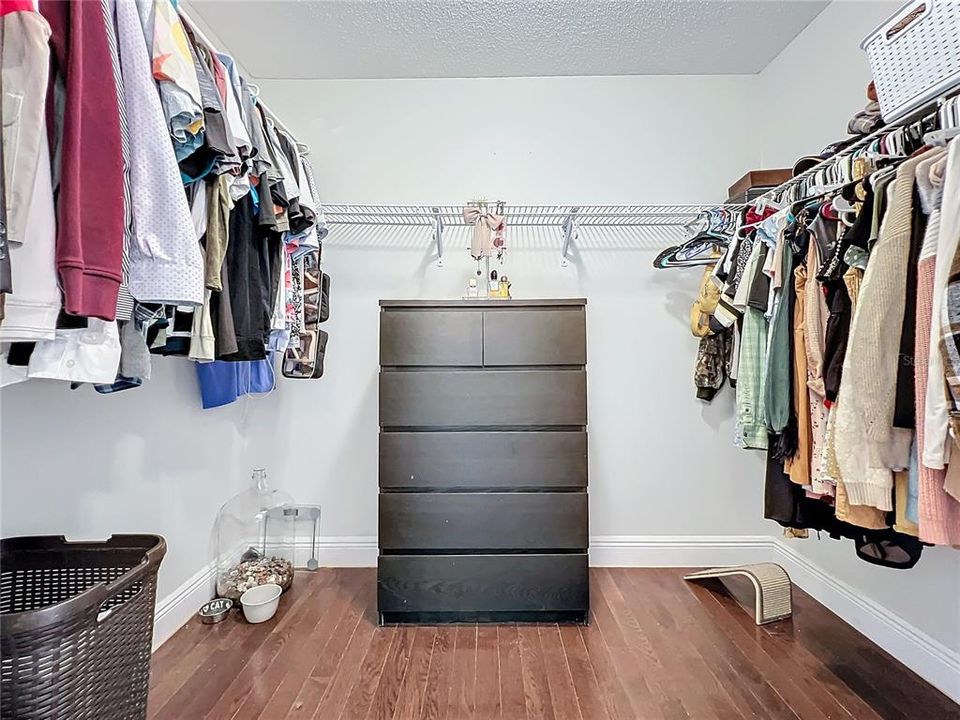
left=834, top=150, right=937, bottom=510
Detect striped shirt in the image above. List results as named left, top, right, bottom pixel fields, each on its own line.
left=102, top=0, right=134, bottom=320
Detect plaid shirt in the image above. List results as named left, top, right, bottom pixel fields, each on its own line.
left=735, top=242, right=770, bottom=449
left=939, top=140, right=960, bottom=433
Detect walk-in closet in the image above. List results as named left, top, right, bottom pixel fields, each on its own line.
left=2, top=1, right=959, bottom=718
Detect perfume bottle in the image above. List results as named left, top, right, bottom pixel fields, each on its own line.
left=463, top=278, right=479, bottom=299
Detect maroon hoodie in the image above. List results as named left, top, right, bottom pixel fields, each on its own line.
left=41, top=0, right=124, bottom=321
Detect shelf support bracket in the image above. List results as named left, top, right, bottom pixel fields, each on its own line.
left=560, top=206, right=580, bottom=267
left=431, top=207, right=444, bottom=267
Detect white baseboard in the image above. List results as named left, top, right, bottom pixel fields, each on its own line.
left=772, top=538, right=960, bottom=704
left=150, top=533, right=960, bottom=704
left=313, top=535, right=379, bottom=567
left=153, top=560, right=217, bottom=650
left=589, top=534, right=772, bottom=567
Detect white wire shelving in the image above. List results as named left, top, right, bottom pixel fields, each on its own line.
left=323, top=204, right=738, bottom=267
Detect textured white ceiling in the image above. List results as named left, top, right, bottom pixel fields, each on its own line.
left=187, top=0, right=828, bottom=79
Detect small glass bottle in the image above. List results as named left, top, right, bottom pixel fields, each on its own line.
left=463, top=278, right=479, bottom=299
left=488, top=270, right=499, bottom=297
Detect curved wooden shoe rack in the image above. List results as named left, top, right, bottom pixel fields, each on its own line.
left=684, top=562, right=793, bottom=625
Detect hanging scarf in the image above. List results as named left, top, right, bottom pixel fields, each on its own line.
left=463, top=206, right=503, bottom=260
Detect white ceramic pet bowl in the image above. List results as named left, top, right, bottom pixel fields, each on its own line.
left=239, top=583, right=282, bottom=624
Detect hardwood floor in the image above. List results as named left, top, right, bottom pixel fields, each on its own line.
left=148, top=568, right=959, bottom=720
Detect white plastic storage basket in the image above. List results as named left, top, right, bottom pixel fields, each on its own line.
left=860, top=0, right=960, bottom=123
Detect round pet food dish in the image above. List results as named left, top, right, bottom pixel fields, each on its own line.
left=199, top=597, right=233, bottom=624
left=239, top=583, right=282, bottom=624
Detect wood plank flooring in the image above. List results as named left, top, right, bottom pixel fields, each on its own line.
left=148, top=568, right=959, bottom=720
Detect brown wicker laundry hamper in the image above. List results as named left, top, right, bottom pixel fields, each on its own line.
left=0, top=535, right=166, bottom=720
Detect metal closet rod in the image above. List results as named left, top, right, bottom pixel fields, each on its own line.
left=754, top=92, right=959, bottom=205
left=176, top=8, right=305, bottom=150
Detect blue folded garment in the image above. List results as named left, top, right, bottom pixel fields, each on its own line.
left=195, top=358, right=275, bottom=409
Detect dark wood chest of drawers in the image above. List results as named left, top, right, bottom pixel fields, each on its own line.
left=377, top=298, right=589, bottom=623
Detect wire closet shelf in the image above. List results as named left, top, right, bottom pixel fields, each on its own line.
left=324, top=204, right=728, bottom=227
left=323, top=91, right=960, bottom=266
left=323, top=204, right=741, bottom=266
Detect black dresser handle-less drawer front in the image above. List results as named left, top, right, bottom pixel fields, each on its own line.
left=379, top=492, right=588, bottom=551
left=380, top=309, right=483, bottom=367
left=482, top=308, right=587, bottom=366
left=378, top=299, right=588, bottom=624
left=379, top=431, right=588, bottom=490
left=379, top=370, right=587, bottom=428
left=378, top=554, right=589, bottom=623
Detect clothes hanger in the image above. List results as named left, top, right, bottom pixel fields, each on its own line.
left=653, top=219, right=733, bottom=269
left=685, top=207, right=737, bottom=238
left=755, top=196, right=783, bottom=214
left=925, top=127, right=960, bottom=146
left=831, top=187, right=857, bottom=214
left=924, top=96, right=960, bottom=145
left=737, top=200, right=790, bottom=235
left=920, top=95, right=957, bottom=146
left=652, top=237, right=725, bottom=269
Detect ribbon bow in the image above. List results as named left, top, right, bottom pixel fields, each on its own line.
left=463, top=206, right=503, bottom=260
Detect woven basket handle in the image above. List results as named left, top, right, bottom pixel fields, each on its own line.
left=97, top=538, right=167, bottom=623
left=884, top=1, right=930, bottom=42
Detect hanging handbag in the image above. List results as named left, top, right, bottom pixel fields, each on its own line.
left=310, top=330, right=329, bottom=378
left=283, top=252, right=324, bottom=378
left=319, top=272, right=330, bottom=323
left=283, top=328, right=319, bottom=378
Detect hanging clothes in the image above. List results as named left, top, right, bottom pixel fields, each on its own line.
left=1, top=0, right=325, bottom=402
left=936, top=138, right=960, bottom=503
left=217, top=190, right=280, bottom=362
left=835, top=153, right=930, bottom=511
left=41, top=0, right=126, bottom=320
left=195, top=358, right=274, bottom=409
left=0, top=0, right=59, bottom=343
left=1, top=2, right=50, bottom=253
left=789, top=261, right=812, bottom=486
left=116, top=0, right=204, bottom=307
left=146, top=0, right=204, bottom=161
left=102, top=0, right=135, bottom=321
left=693, top=102, right=960, bottom=563
left=763, top=220, right=794, bottom=435
left=0, top=121, right=59, bottom=343
left=914, top=148, right=960, bottom=545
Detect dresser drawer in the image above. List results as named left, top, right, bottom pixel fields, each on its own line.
left=380, top=309, right=483, bottom=366
left=379, top=492, right=587, bottom=551
left=379, top=370, right=587, bottom=428
left=483, top=308, right=586, bottom=366
left=378, top=554, right=589, bottom=615
left=379, top=431, right=587, bottom=490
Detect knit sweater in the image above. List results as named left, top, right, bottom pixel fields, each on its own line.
left=835, top=151, right=934, bottom=510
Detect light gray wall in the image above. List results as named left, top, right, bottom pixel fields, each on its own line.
left=1, top=73, right=767, bottom=605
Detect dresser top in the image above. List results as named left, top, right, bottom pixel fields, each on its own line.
left=379, top=298, right=587, bottom=309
